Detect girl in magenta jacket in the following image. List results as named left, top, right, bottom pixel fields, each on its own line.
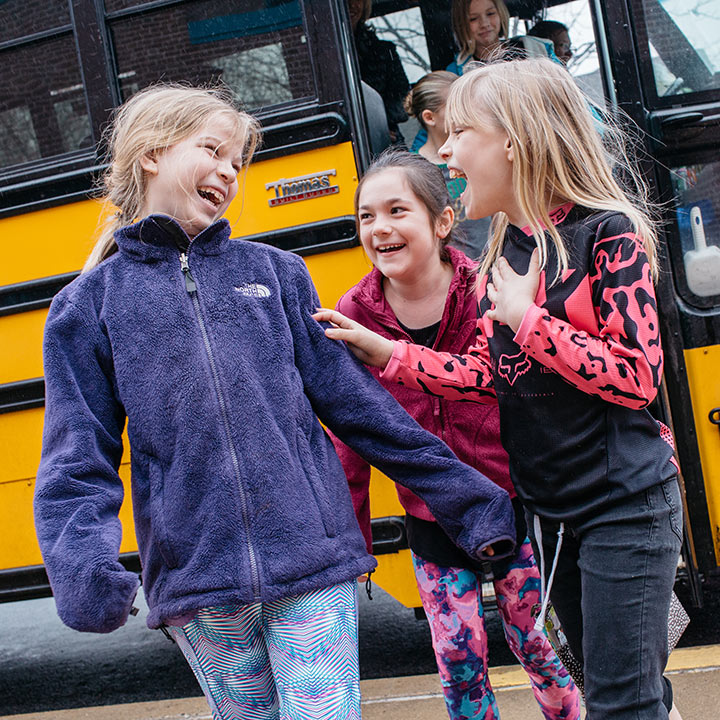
left=330, top=150, right=579, bottom=720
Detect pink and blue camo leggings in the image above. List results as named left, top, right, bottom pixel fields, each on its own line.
left=168, top=581, right=359, bottom=720
left=412, top=539, right=580, bottom=720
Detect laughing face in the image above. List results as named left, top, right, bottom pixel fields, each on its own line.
left=357, top=168, right=450, bottom=283
left=439, top=117, right=519, bottom=224
left=141, top=113, right=244, bottom=239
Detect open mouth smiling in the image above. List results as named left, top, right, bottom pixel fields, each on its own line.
left=377, top=243, right=406, bottom=253
left=197, top=186, right=224, bottom=207
left=448, top=168, right=467, bottom=180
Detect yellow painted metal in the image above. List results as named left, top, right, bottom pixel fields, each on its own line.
left=0, top=201, right=104, bottom=287
left=0, top=408, right=44, bottom=488
left=684, top=344, right=720, bottom=564
left=368, top=469, right=422, bottom=608
left=0, top=310, right=46, bottom=385
left=231, top=142, right=360, bottom=238
left=303, top=244, right=373, bottom=310
left=0, top=407, right=135, bottom=569
left=369, top=549, right=422, bottom=608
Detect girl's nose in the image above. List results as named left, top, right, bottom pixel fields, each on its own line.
left=438, top=138, right=451, bottom=161
left=217, top=159, right=236, bottom=182
left=374, top=219, right=392, bottom=236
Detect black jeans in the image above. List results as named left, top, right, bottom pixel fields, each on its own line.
left=527, top=479, right=683, bottom=719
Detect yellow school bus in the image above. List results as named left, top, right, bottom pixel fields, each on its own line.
left=2, top=0, right=720, bottom=610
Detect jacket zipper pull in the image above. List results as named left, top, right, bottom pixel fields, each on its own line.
left=179, top=252, right=196, bottom=294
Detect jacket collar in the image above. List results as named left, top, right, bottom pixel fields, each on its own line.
left=351, top=246, right=478, bottom=329
left=115, top=215, right=232, bottom=262
left=516, top=202, right=575, bottom=236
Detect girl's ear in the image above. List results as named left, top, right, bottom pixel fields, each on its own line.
left=139, top=149, right=159, bottom=175
left=421, top=108, right=435, bottom=128
left=437, top=205, right=455, bottom=239
left=504, top=135, right=514, bottom=163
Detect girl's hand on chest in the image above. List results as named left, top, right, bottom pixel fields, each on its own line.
left=486, top=248, right=541, bottom=333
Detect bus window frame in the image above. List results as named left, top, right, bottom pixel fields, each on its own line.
left=628, top=0, right=720, bottom=109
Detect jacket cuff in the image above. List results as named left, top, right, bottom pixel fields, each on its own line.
left=380, top=341, right=407, bottom=381
left=54, top=564, right=140, bottom=634
left=474, top=534, right=516, bottom=562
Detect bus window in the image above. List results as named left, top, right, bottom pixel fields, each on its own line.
left=670, top=161, right=720, bottom=299
left=0, top=5, right=92, bottom=171
left=107, top=0, right=315, bottom=110
left=367, top=5, right=431, bottom=82
left=365, top=4, right=431, bottom=146
left=640, top=0, right=720, bottom=99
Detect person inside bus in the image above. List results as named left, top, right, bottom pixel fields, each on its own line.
left=410, top=0, right=560, bottom=151
left=447, top=0, right=559, bottom=75
left=33, top=84, right=519, bottom=720
left=348, top=0, right=410, bottom=145
left=527, top=20, right=573, bottom=65
left=405, top=70, right=491, bottom=259
left=314, top=58, right=685, bottom=720
left=328, top=149, right=581, bottom=720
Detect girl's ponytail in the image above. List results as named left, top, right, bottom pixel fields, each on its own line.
left=404, top=71, right=457, bottom=130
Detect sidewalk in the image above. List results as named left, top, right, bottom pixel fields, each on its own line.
left=3, top=645, right=719, bottom=720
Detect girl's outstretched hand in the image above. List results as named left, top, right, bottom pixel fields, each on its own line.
left=486, top=248, right=541, bottom=332
left=313, top=309, right=395, bottom=368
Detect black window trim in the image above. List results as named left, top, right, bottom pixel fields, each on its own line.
left=628, top=0, right=720, bottom=110
left=0, top=24, right=74, bottom=53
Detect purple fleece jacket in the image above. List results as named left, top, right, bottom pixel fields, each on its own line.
left=34, top=216, right=515, bottom=633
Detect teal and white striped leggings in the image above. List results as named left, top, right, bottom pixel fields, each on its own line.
left=168, top=581, right=360, bottom=720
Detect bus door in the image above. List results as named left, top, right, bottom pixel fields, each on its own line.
left=599, top=0, right=720, bottom=600
left=0, top=0, right=380, bottom=602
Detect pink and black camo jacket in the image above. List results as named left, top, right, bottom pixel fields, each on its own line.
left=382, top=204, right=678, bottom=521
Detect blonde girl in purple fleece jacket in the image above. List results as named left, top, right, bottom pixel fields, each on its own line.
left=33, top=84, right=517, bottom=720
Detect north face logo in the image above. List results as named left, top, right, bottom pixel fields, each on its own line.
left=235, top=283, right=271, bottom=298
left=497, top=352, right=532, bottom=386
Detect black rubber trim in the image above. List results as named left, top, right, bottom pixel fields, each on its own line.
left=371, top=516, right=408, bottom=555
left=255, top=111, right=350, bottom=162
left=0, top=378, right=46, bottom=415
left=0, top=553, right=141, bottom=604
left=0, top=271, right=79, bottom=317
left=0, top=223, right=357, bottom=322
left=240, top=216, right=358, bottom=256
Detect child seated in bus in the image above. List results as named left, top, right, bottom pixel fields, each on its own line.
left=33, top=83, right=516, bottom=720
left=405, top=70, right=491, bottom=258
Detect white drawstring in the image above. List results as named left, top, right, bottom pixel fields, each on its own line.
left=533, top=515, right=565, bottom=632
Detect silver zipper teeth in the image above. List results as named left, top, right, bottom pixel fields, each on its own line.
left=181, top=254, right=262, bottom=600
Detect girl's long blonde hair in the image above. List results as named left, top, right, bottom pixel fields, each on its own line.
left=452, top=0, right=510, bottom=64
left=84, top=84, right=261, bottom=272
left=444, top=58, right=659, bottom=283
